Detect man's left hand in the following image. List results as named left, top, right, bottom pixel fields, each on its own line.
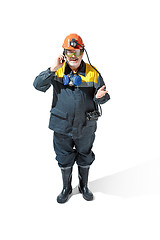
left=95, top=85, right=108, bottom=98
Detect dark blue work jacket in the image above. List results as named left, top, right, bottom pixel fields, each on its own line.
left=33, top=60, right=110, bottom=138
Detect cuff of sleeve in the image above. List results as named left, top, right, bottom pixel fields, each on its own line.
left=93, top=93, right=110, bottom=104
left=47, top=67, right=56, bottom=75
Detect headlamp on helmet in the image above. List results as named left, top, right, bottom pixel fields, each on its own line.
left=62, top=34, right=85, bottom=50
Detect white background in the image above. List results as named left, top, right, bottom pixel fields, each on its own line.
left=0, top=0, right=160, bottom=239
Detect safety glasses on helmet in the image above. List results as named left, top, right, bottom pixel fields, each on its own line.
left=64, top=49, right=84, bottom=57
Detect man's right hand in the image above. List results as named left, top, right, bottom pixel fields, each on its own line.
left=50, top=54, right=65, bottom=72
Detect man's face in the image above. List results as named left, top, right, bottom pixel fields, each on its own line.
left=65, top=49, right=84, bottom=70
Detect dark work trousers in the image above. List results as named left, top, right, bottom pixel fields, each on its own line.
left=53, top=131, right=95, bottom=168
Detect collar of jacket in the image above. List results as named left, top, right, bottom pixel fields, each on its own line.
left=56, top=60, right=99, bottom=84
left=64, top=60, right=86, bottom=76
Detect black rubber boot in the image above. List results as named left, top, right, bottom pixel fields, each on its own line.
left=78, top=166, right=94, bottom=201
left=57, top=167, right=73, bottom=204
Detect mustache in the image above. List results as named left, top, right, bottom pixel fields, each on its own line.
left=69, top=57, right=78, bottom=60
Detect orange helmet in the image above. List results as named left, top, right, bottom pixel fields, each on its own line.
left=62, top=33, right=85, bottom=50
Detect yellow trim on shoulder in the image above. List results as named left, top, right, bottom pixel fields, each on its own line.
left=80, top=63, right=99, bottom=83
left=56, top=62, right=99, bottom=84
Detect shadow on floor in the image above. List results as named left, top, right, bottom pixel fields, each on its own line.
left=88, top=159, right=160, bottom=198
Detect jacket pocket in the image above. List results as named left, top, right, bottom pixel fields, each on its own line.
left=50, top=108, right=68, bottom=120
left=49, top=108, right=68, bottom=132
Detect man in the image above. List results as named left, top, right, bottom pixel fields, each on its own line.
left=33, top=33, right=110, bottom=203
